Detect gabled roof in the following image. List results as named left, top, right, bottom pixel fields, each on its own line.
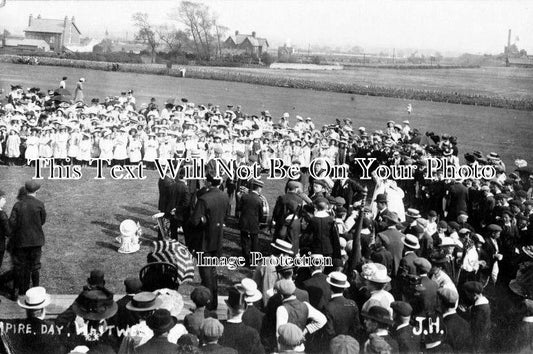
left=24, top=18, right=81, bottom=35
left=4, top=38, right=50, bottom=49
left=227, top=33, right=269, bottom=48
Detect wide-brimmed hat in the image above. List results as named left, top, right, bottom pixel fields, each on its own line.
left=327, top=271, right=350, bottom=288
left=146, top=309, right=177, bottom=333
left=126, top=292, right=162, bottom=312
left=270, top=239, right=294, bottom=255
left=374, top=194, right=387, bottom=203
left=18, top=287, right=51, bottom=310
left=402, top=234, right=420, bottom=249
left=362, top=306, right=393, bottom=326
left=72, top=288, right=118, bottom=321
left=236, top=278, right=262, bottom=303
left=509, top=263, right=533, bottom=298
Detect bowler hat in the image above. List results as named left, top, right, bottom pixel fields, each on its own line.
left=25, top=180, right=41, bottom=193
left=72, top=287, right=118, bottom=321
left=87, top=269, right=105, bottom=286
left=146, top=308, right=177, bottom=333
left=463, top=281, right=484, bottom=294
left=374, top=194, right=387, bottom=203
left=362, top=306, right=393, bottom=326
left=124, top=277, right=142, bottom=294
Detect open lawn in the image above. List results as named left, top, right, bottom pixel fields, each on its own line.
left=0, top=63, right=532, bottom=295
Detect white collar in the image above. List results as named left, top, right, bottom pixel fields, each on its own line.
left=375, top=329, right=389, bottom=336
left=314, top=210, right=329, bottom=217
left=443, top=309, right=456, bottom=318
left=282, top=295, right=297, bottom=302
left=331, top=293, right=343, bottom=299
left=475, top=296, right=489, bottom=306
left=311, top=270, right=323, bottom=276
left=523, top=316, right=533, bottom=323
left=227, top=314, right=243, bottom=323
left=425, top=341, right=442, bottom=349
left=396, top=323, right=410, bottom=330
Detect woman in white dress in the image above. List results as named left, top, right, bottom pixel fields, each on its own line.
left=143, top=133, right=158, bottom=168
left=24, top=128, right=40, bottom=165
left=6, top=129, right=21, bottom=165
left=67, top=127, right=81, bottom=165
left=128, top=134, right=143, bottom=164
left=113, top=129, right=129, bottom=166
left=99, top=131, right=114, bottom=166
left=54, top=126, right=69, bottom=165
left=77, top=133, right=92, bottom=167
left=371, top=169, right=406, bottom=222
left=38, top=129, right=53, bottom=159
left=158, top=137, right=173, bottom=161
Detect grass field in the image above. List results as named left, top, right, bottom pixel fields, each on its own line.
left=0, top=63, right=532, bottom=295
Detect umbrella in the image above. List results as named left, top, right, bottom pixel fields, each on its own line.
left=51, top=95, right=71, bottom=103
left=53, top=88, right=71, bottom=96
left=147, top=240, right=195, bottom=283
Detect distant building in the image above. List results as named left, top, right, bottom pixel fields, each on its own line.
left=24, top=14, right=81, bottom=53
left=1, top=32, right=50, bottom=53
left=224, top=31, right=269, bottom=57
left=278, top=44, right=295, bottom=59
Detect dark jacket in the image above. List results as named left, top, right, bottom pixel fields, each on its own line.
left=135, top=335, right=179, bottom=354
left=201, top=343, right=238, bottom=354
left=411, top=275, right=438, bottom=317
left=184, top=307, right=217, bottom=338
left=238, top=192, right=264, bottom=234
left=158, top=176, right=178, bottom=215
left=9, top=195, right=46, bottom=248
left=324, top=294, right=361, bottom=340
left=306, top=213, right=341, bottom=259
left=379, top=228, right=405, bottom=276
left=0, top=209, right=11, bottom=239
left=219, top=322, right=264, bottom=354
left=174, top=179, right=191, bottom=225
left=392, top=324, right=420, bottom=354
left=442, top=312, right=472, bottom=353
left=190, top=187, right=230, bottom=253
left=303, top=272, right=331, bottom=312
left=471, top=302, right=491, bottom=353
left=242, top=304, right=265, bottom=334
left=331, top=179, right=364, bottom=212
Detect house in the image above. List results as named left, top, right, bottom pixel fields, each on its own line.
left=24, top=14, right=81, bottom=53
left=224, top=31, right=269, bottom=57
left=1, top=36, right=50, bottom=53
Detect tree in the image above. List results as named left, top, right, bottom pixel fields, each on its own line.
left=132, top=12, right=159, bottom=63
left=157, top=25, right=190, bottom=55
left=172, top=1, right=218, bottom=60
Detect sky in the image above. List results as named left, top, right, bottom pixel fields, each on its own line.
left=0, top=0, right=532, bottom=55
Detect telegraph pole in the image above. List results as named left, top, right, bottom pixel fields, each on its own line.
left=506, top=29, right=511, bottom=67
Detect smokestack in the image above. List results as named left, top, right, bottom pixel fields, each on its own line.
left=252, top=31, right=256, bottom=38
left=28, top=14, right=33, bottom=27
left=235, top=30, right=239, bottom=36
left=506, top=29, right=511, bottom=67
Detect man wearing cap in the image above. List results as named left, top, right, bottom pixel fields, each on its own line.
left=390, top=301, right=419, bottom=354
left=362, top=306, right=399, bottom=353
left=398, top=234, right=420, bottom=298
left=302, top=255, right=332, bottom=313
left=238, top=179, right=265, bottom=266
left=9, top=180, right=46, bottom=298
left=463, top=281, right=491, bottom=353
left=239, top=278, right=265, bottom=334
left=0, top=189, right=11, bottom=273
left=200, top=318, right=237, bottom=354
left=331, top=175, right=365, bottom=214
left=274, top=279, right=327, bottom=352
left=374, top=194, right=394, bottom=233
left=305, top=197, right=342, bottom=263
left=377, top=212, right=405, bottom=278
left=190, top=173, right=231, bottom=311
left=277, top=323, right=305, bottom=353
left=115, top=277, right=143, bottom=330
left=411, top=258, right=438, bottom=317
left=220, top=287, right=264, bottom=354
left=479, top=224, right=503, bottom=285
left=437, top=287, right=471, bottom=353
left=324, top=272, right=361, bottom=341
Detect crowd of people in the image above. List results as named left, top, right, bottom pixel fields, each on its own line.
left=0, top=79, right=532, bottom=354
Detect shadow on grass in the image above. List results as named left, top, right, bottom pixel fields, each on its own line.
left=96, top=241, right=118, bottom=252
left=121, top=205, right=155, bottom=217
left=91, top=220, right=119, bottom=239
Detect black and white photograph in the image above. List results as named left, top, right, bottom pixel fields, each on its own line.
left=0, top=0, right=532, bottom=353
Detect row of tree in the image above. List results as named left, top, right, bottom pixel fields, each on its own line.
left=132, top=1, right=229, bottom=63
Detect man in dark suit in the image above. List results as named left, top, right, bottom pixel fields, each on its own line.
left=464, top=281, right=491, bottom=353
left=114, top=277, right=143, bottom=330
left=190, top=174, right=230, bottom=311
left=398, top=234, right=420, bottom=298
left=136, top=309, right=179, bottom=354
left=377, top=212, right=405, bottom=277
left=238, top=179, right=264, bottom=266
left=9, top=181, right=46, bottom=297
left=271, top=181, right=305, bottom=241
left=374, top=193, right=395, bottom=233
left=302, top=256, right=331, bottom=313
left=437, top=288, right=471, bottom=353
left=445, top=179, right=468, bottom=222
left=172, top=169, right=191, bottom=242
left=331, top=177, right=364, bottom=213
left=391, top=301, right=420, bottom=354
left=324, top=272, right=361, bottom=341
left=158, top=170, right=179, bottom=239
left=220, top=287, right=265, bottom=354
left=411, top=258, right=438, bottom=317
left=239, top=278, right=265, bottom=335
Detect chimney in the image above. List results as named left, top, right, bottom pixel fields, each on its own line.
left=28, top=14, right=33, bottom=27
left=235, top=30, right=239, bottom=36
left=252, top=31, right=256, bottom=38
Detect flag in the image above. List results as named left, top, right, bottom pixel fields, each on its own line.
left=148, top=240, right=195, bottom=283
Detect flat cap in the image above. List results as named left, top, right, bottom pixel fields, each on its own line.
left=329, top=335, right=360, bottom=354
left=413, top=258, right=432, bottom=274
left=25, top=180, right=41, bottom=193
left=487, top=224, right=502, bottom=232
left=277, top=323, right=304, bottom=347
left=391, top=301, right=413, bottom=317
left=437, top=287, right=459, bottom=305
left=275, top=279, right=296, bottom=296
left=200, top=318, right=224, bottom=338
left=463, top=281, right=484, bottom=294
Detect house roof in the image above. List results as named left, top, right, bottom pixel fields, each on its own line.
left=227, top=33, right=269, bottom=48
left=24, top=18, right=81, bottom=35
left=4, top=38, right=50, bottom=49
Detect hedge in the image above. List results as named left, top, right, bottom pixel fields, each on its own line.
left=1, top=55, right=532, bottom=111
